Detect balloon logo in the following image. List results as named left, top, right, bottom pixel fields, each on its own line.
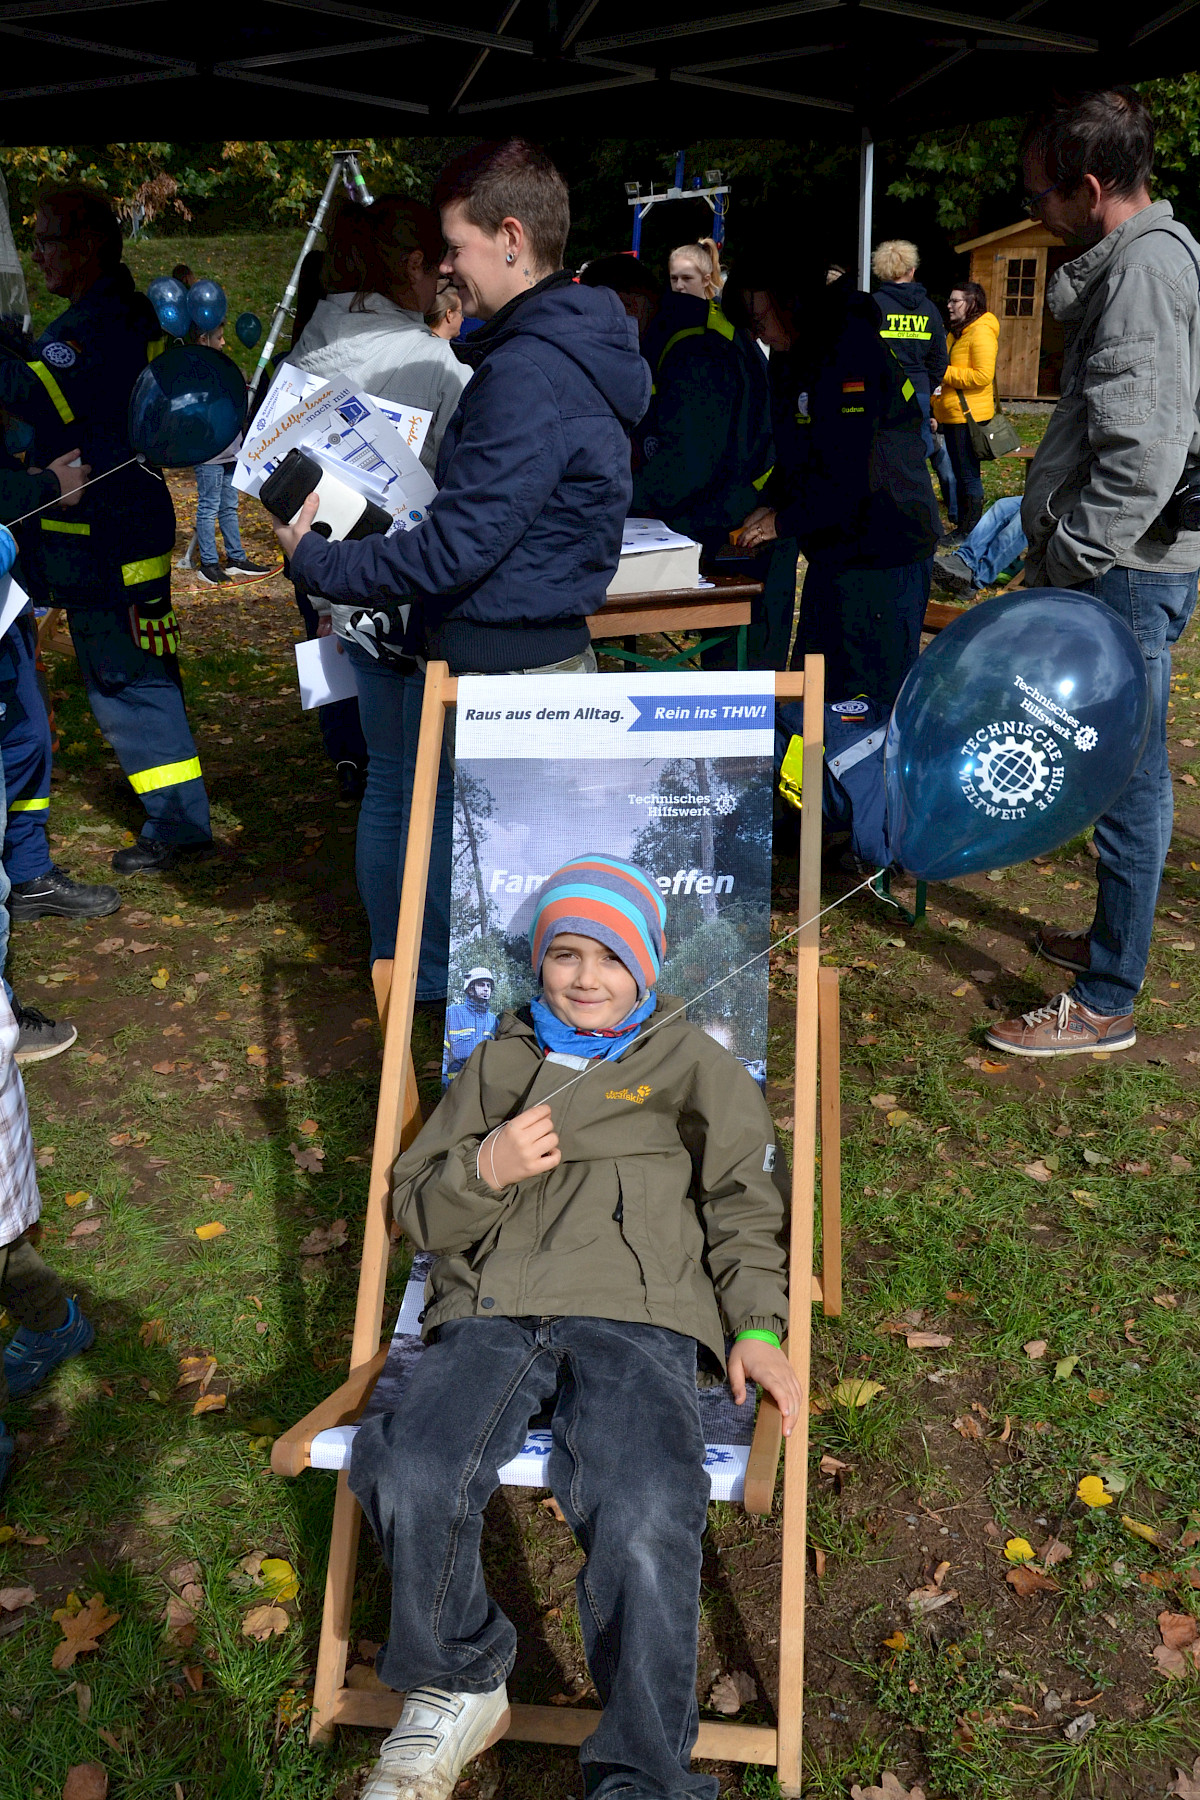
left=128, top=346, right=246, bottom=468
left=147, top=275, right=188, bottom=336
left=235, top=312, right=262, bottom=349
left=0, top=522, right=16, bottom=581
left=187, top=279, right=227, bottom=333
left=885, top=590, right=1151, bottom=882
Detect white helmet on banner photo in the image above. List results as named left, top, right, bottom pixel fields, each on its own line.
left=464, top=967, right=496, bottom=989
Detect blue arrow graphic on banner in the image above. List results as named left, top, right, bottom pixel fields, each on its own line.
left=628, top=695, right=773, bottom=732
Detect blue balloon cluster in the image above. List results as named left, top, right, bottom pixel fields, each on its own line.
left=147, top=275, right=188, bottom=338
left=235, top=311, right=262, bottom=349
left=127, top=345, right=246, bottom=467
left=188, top=279, right=227, bottom=333
left=0, top=522, right=16, bottom=581
left=885, top=590, right=1151, bottom=881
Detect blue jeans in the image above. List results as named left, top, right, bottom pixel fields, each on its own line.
left=1061, top=565, right=1200, bottom=1016
left=959, top=496, right=1025, bottom=586
left=795, top=557, right=933, bottom=710
left=193, top=462, right=245, bottom=565
left=941, top=421, right=983, bottom=515
left=350, top=1315, right=717, bottom=1800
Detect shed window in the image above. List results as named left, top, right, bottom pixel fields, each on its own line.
left=1003, top=256, right=1038, bottom=318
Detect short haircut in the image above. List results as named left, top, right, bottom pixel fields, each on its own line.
left=326, top=193, right=444, bottom=310
left=950, top=280, right=988, bottom=327
left=578, top=253, right=661, bottom=299
left=1022, top=86, right=1154, bottom=199
left=872, top=239, right=919, bottom=283
left=434, top=139, right=570, bottom=272
left=36, top=182, right=122, bottom=272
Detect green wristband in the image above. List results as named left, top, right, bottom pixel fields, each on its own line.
left=734, top=1329, right=781, bottom=1348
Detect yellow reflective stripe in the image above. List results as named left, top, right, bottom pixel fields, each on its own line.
left=147, top=335, right=167, bottom=362
left=8, top=796, right=49, bottom=812
left=752, top=463, right=774, bottom=492
left=657, top=324, right=705, bottom=371
left=42, top=518, right=90, bottom=535
left=779, top=735, right=804, bottom=812
left=122, top=553, right=172, bottom=587
left=879, top=328, right=932, bottom=339
left=706, top=299, right=734, bottom=341
left=28, top=359, right=74, bottom=423
left=128, top=756, right=202, bottom=795
left=901, top=377, right=915, bottom=402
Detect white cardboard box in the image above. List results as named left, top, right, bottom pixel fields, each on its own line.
left=606, top=518, right=701, bottom=597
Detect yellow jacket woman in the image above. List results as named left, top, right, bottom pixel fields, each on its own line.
left=933, top=306, right=999, bottom=425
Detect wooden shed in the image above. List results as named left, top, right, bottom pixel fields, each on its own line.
left=955, top=219, right=1074, bottom=401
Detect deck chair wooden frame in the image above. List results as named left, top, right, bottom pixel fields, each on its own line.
left=272, top=658, right=841, bottom=1798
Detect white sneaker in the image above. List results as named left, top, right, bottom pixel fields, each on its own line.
left=360, top=1682, right=510, bottom=1800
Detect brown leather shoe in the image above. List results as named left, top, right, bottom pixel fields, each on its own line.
left=1034, top=925, right=1091, bottom=975
left=984, top=991, right=1135, bottom=1058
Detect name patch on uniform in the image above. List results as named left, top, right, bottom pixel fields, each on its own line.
left=41, top=340, right=77, bottom=369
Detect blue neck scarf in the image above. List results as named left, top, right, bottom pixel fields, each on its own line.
left=530, top=991, right=657, bottom=1064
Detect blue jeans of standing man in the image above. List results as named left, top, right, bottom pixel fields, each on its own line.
left=193, top=462, right=246, bottom=566
left=958, top=496, right=1025, bottom=587
left=940, top=421, right=983, bottom=517
left=1063, top=565, right=1200, bottom=1017
left=350, top=1315, right=718, bottom=1800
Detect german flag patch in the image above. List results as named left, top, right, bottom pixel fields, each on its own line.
left=842, top=379, right=865, bottom=392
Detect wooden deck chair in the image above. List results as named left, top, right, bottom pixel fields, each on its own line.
left=272, top=657, right=841, bottom=1799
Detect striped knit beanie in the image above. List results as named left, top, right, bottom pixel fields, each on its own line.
left=530, top=855, right=667, bottom=998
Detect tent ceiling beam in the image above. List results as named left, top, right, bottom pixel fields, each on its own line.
left=0, top=0, right=164, bottom=17
left=677, top=39, right=847, bottom=70
left=578, top=0, right=842, bottom=57
left=1129, top=0, right=1198, bottom=41
left=559, top=0, right=605, bottom=50
left=215, top=64, right=430, bottom=107
left=219, top=33, right=423, bottom=68
left=0, top=17, right=186, bottom=58
left=457, top=65, right=655, bottom=110
left=669, top=68, right=855, bottom=107
left=266, top=0, right=536, bottom=55
left=0, top=65, right=187, bottom=99
left=860, top=0, right=1096, bottom=49
left=447, top=0, right=523, bottom=116
left=885, top=0, right=1051, bottom=104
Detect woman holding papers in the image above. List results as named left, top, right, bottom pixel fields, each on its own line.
left=272, top=140, right=650, bottom=1007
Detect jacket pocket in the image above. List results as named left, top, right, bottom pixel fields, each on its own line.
left=615, top=1159, right=691, bottom=1312
left=1084, top=336, right=1156, bottom=428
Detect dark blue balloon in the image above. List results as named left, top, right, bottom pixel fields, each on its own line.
left=235, top=311, right=262, bottom=349
left=885, top=590, right=1151, bottom=881
left=187, top=279, right=227, bottom=333
left=127, top=346, right=246, bottom=467
left=0, top=522, right=16, bottom=580
left=155, top=301, right=189, bottom=339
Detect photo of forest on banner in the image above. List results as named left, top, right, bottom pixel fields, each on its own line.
left=447, top=674, right=775, bottom=1088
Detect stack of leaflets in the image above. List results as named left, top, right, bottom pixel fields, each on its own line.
left=234, top=361, right=437, bottom=532
left=606, top=518, right=702, bottom=597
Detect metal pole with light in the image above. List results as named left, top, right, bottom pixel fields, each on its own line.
left=625, top=162, right=730, bottom=255
left=857, top=126, right=875, bottom=290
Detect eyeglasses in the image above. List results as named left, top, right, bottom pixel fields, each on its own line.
left=1025, top=179, right=1063, bottom=216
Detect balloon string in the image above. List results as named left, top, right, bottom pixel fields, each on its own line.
left=4, top=455, right=155, bottom=530
left=531, top=867, right=885, bottom=1113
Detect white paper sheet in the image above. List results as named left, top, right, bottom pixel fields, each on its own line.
left=295, top=634, right=359, bottom=710
left=620, top=517, right=701, bottom=555
left=0, top=575, right=30, bottom=641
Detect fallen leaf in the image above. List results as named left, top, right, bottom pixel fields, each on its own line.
left=69, top=1218, right=103, bottom=1239
left=707, top=1670, right=757, bottom=1714
left=819, top=1454, right=850, bottom=1476
left=259, top=1558, right=299, bottom=1601
left=1023, top=1339, right=1048, bottom=1361
left=242, top=1603, right=290, bottom=1641
left=907, top=1583, right=959, bottom=1617
left=0, top=1586, right=35, bottom=1610
left=245, top=1044, right=268, bottom=1067
left=192, top=1392, right=226, bottom=1416
left=1064, top=1711, right=1096, bottom=1741
left=1022, top=1160, right=1054, bottom=1184
left=952, top=1415, right=985, bottom=1441
left=1121, top=1515, right=1170, bottom=1549
left=298, top=1117, right=319, bottom=1135
left=951, top=983, right=971, bottom=997
left=830, top=1378, right=885, bottom=1408
left=851, top=1778, right=925, bottom=1800
left=73, top=1681, right=92, bottom=1722
left=1040, top=1538, right=1072, bottom=1566
left=289, top=1143, right=326, bottom=1174
left=296, top=1220, right=348, bottom=1257
left=813, top=1545, right=827, bottom=1577
left=1054, top=1355, right=1080, bottom=1381
left=139, top=1318, right=168, bottom=1347
left=882, top=1631, right=909, bottom=1652
left=62, top=1765, right=108, bottom=1800
left=194, top=1222, right=226, bottom=1241
left=1082, top=1147, right=1110, bottom=1166
left=93, top=938, right=124, bottom=955
left=176, top=1354, right=217, bottom=1389
left=869, top=1094, right=898, bottom=1109
left=1170, top=1753, right=1200, bottom=1799
left=539, top=1496, right=568, bottom=1524
left=1006, top=1565, right=1061, bottom=1598
left=885, top=1108, right=911, bottom=1127
left=63, top=1190, right=91, bottom=1208
left=150, top=967, right=170, bottom=989
left=127, top=939, right=155, bottom=954
left=1004, top=1537, right=1035, bottom=1563
left=51, top=1594, right=120, bottom=1669
left=906, top=1331, right=953, bottom=1349
left=1077, top=1475, right=1114, bottom=1508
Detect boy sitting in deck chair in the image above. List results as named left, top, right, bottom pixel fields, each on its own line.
left=352, top=855, right=800, bottom=1800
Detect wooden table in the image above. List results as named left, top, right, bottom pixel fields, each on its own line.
left=588, top=574, right=761, bottom=670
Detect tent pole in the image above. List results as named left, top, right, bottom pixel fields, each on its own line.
left=857, top=124, right=874, bottom=290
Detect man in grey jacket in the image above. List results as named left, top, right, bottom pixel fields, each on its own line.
left=987, top=88, right=1200, bottom=1059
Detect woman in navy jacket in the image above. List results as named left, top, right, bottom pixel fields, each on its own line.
left=273, top=141, right=650, bottom=993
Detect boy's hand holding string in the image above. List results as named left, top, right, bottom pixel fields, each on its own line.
left=478, top=1102, right=802, bottom=1436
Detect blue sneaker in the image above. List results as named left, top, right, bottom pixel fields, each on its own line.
left=0, top=1420, right=12, bottom=1497
left=3, top=1297, right=95, bottom=1400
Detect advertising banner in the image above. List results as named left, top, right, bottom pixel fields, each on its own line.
left=447, top=672, right=775, bottom=1085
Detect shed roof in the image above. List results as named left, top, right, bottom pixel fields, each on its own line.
left=954, top=219, right=1043, bottom=254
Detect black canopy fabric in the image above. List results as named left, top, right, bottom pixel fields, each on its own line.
left=0, top=0, right=1195, bottom=140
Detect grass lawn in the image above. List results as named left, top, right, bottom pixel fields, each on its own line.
left=0, top=378, right=1198, bottom=1798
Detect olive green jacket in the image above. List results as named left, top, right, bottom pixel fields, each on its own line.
left=390, top=999, right=790, bottom=1371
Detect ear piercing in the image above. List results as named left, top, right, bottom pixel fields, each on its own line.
left=506, top=252, right=515, bottom=263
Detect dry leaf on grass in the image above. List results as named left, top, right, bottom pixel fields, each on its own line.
left=194, top=1221, right=226, bottom=1241
left=258, top=1558, right=299, bottom=1601
left=707, top=1670, right=757, bottom=1714
left=51, top=1594, right=120, bottom=1669
left=1006, top=1565, right=1061, bottom=1599
left=819, top=1454, right=851, bottom=1476
left=1076, top=1475, right=1114, bottom=1508
left=62, top=1765, right=108, bottom=1800
left=1154, top=1611, right=1200, bottom=1678
left=1021, top=1160, right=1054, bottom=1183
left=1004, top=1538, right=1035, bottom=1563
left=289, top=1142, right=326, bottom=1174
left=851, top=1775, right=926, bottom=1800
left=296, top=1220, right=348, bottom=1257
left=953, top=1414, right=985, bottom=1441
left=869, top=1093, right=898, bottom=1109
left=346, top=1662, right=386, bottom=1690
left=139, top=1318, right=168, bottom=1347
left=830, top=1378, right=885, bottom=1408
left=906, top=1331, right=953, bottom=1350
left=192, top=1392, right=226, bottom=1416
left=69, top=1218, right=103, bottom=1239
left=1040, top=1538, right=1072, bottom=1566
left=163, top=1593, right=199, bottom=1647
left=1169, top=1754, right=1200, bottom=1799
left=242, top=1604, right=290, bottom=1641
left=1023, top=1339, right=1048, bottom=1360
left=1122, top=1515, right=1170, bottom=1549
left=0, top=1586, right=35, bottom=1610
left=176, top=1355, right=217, bottom=1391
